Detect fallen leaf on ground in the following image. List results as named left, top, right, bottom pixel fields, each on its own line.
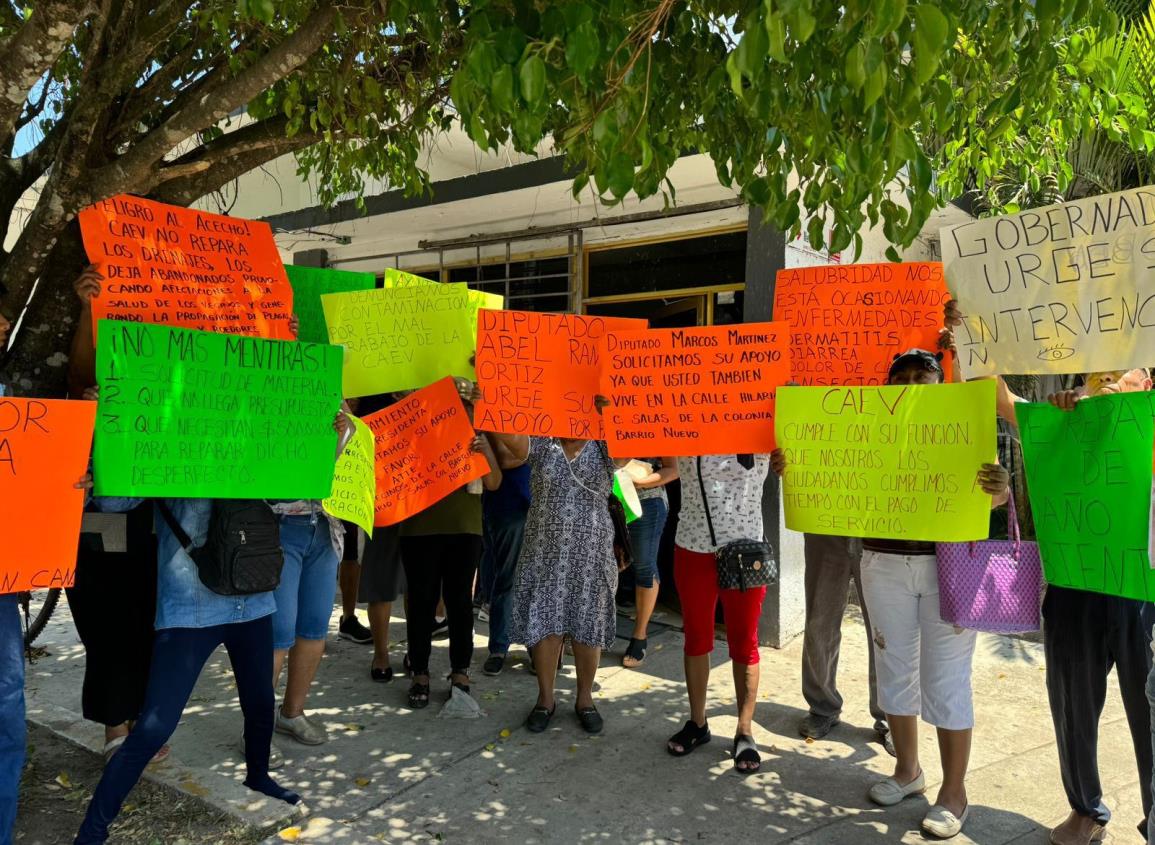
left=54, top=773, right=72, bottom=788
left=354, top=777, right=371, bottom=787
left=499, top=728, right=511, bottom=738
left=805, top=737, right=815, bottom=745
left=278, top=826, right=301, bottom=842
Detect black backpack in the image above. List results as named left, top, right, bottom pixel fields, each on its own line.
left=158, top=500, right=284, bottom=596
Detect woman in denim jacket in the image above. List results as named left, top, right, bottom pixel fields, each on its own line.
left=74, top=495, right=298, bottom=844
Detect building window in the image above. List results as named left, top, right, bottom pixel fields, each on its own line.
left=586, top=230, right=747, bottom=299
left=448, top=256, right=571, bottom=312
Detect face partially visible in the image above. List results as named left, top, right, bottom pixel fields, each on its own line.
left=0, top=313, right=10, bottom=349
left=1116, top=369, right=1153, bottom=393
left=887, top=363, right=943, bottom=386
left=1085, top=371, right=1126, bottom=395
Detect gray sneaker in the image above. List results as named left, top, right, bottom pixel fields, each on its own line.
left=798, top=713, right=840, bottom=740
left=239, top=731, right=284, bottom=770
left=275, top=710, right=328, bottom=746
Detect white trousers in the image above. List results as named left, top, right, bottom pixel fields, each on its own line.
left=859, top=551, right=978, bottom=730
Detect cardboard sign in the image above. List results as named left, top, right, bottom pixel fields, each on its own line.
left=366, top=377, right=490, bottom=526
left=1018, top=392, right=1155, bottom=601
left=774, top=262, right=952, bottom=384
left=321, top=284, right=476, bottom=397
left=776, top=381, right=997, bottom=541
left=286, top=265, right=375, bottom=345
left=474, top=310, right=648, bottom=439
left=93, top=321, right=342, bottom=498
left=601, top=323, right=791, bottom=457
left=79, top=194, right=293, bottom=339
left=0, top=399, right=96, bottom=594
left=381, top=268, right=503, bottom=337
left=323, top=416, right=376, bottom=536
left=941, top=186, right=1155, bottom=376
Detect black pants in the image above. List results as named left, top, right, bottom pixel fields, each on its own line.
left=1043, top=585, right=1155, bottom=830
left=75, top=616, right=275, bottom=843
left=65, top=507, right=158, bottom=727
left=401, top=534, right=481, bottom=676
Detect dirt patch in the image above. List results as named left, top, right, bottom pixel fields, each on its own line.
left=15, top=724, right=264, bottom=845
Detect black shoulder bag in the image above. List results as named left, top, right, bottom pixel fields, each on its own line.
left=695, top=456, right=777, bottom=591
left=157, top=500, right=284, bottom=596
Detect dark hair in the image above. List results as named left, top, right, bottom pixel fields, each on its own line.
left=888, top=349, right=944, bottom=380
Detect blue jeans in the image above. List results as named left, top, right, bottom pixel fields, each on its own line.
left=482, top=509, right=527, bottom=655
left=627, top=498, right=668, bottom=589
left=271, top=515, right=339, bottom=650
left=0, top=595, right=24, bottom=845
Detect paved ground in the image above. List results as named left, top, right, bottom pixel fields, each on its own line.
left=22, top=601, right=1149, bottom=844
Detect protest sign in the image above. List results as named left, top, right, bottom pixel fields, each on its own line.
left=601, top=323, right=791, bottom=457
left=474, top=310, right=648, bottom=439
left=1018, top=392, right=1155, bottom=601
left=79, top=194, right=294, bottom=339
left=366, top=377, right=490, bottom=526
left=941, top=186, right=1155, bottom=376
left=286, top=265, right=375, bottom=345
left=0, top=399, right=96, bottom=594
left=93, top=320, right=342, bottom=498
left=774, top=262, right=952, bottom=384
left=381, top=267, right=502, bottom=336
left=323, top=415, right=376, bottom=536
left=775, top=381, right=997, bottom=541
left=322, top=284, right=476, bottom=397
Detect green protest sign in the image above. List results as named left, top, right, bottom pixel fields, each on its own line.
left=285, top=265, right=375, bottom=345
left=93, top=320, right=343, bottom=498
left=1018, top=392, right=1155, bottom=602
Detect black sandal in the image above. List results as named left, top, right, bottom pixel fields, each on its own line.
left=370, top=664, right=394, bottom=683
left=447, top=673, right=471, bottom=698
left=576, top=705, right=604, bottom=734
left=622, top=638, right=647, bottom=668
left=667, top=720, right=711, bottom=756
left=526, top=704, right=556, bottom=733
left=407, top=679, right=430, bottom=709
left=732, top=734, right=761, bottom=774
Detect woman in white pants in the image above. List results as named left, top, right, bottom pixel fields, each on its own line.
left=773, top=349, right=1010, bottom=840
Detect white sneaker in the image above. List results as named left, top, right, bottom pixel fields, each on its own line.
left=275, top=710, right=328, bottom=746
left=867, top=771, right=926, bottom=806
left=238, top=731, right=284, bottom=770
left=922, top=804, right=969, bottom=839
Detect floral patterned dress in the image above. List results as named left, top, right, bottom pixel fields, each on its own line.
left=510, top=438, right=618, bottom=649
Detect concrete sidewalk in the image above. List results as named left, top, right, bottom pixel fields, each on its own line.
left=25, top=602, right=1147, bottom=844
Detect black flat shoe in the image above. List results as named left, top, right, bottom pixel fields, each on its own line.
left=576, top=706, right=604, bottom=734
left=370, top=665, right=394, bottom=683
left=526, top=704, right=556, bottom=733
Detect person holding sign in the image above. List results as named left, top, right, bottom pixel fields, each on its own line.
left=772, top=350, right=1010, bottom=839
left=621, top=457, right=678, bottom=669
left=485, top=430, right=623, bottom=735
left=665, top=453, right=771, bottom=773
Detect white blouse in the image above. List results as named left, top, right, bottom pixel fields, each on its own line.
left=675, top=455, right=770, bottom=554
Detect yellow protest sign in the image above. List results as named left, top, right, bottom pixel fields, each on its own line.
left=321, top=284, right=476, bottom=397
left=775, top=381, right=996, bottom=541
left=381, top=267, right=502, bottom=337
left=323, top=416, right=375, bottom=536
left=941, top=186, right=1155, bottom=376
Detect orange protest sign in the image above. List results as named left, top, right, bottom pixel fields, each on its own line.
left=366, top=377, right=490, bottom=527
left=474, top=310, right=648, bottom=439
left=0, top=398, right=96, bottom=594
left=774, top=262, right=952, bottom=385
left=601, top=323, right=791, bottom=457
left=79, top=194, right=293, bottom=340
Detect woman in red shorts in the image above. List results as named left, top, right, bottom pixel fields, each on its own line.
left=665, top=453, right=769, bottom=774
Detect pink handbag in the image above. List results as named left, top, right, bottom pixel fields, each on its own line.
left=934, top=497, right=1042, bottom=634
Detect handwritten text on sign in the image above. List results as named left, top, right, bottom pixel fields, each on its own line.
left=601, top=323, right=791, bottom=457
left=322, top=284, right=476, bottom=397
left=474, top=310, right=648, bottom=439
left=0, top=399, right=96, bottom=594
left=286, top=265, right=375, bottom=345
left=774, top=262, right=951, bottom=385
left=366, top=377, right=490, bottom=526
left=93, top=321, right=342, bottom=498
left=941, top=186, right=1155, bottom=376
left=79, top=195, right=294, bottom=339
left=323, top=416, right=376, bottom=536
left=1018, top=393, right=1155, bottom=601
left=775, top=381, right=996, bottom=541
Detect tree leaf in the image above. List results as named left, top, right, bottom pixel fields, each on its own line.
left=519, top=55, right=546, bottom=104
left=912, top=5, right=951, bottom=85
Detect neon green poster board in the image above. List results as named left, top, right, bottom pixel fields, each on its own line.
left=1018, top=392, right=1155, bottom=601
left=382, top=267, right=503, bottom=339
left=321, top=284, right=477, bottom=397
left=93, top=320, right=343, bottom=498
left=286, top=265, right=375, bottom=345
left=775, top=381, right=997, bottom=541
left=323, top=416, right=375, bottom=535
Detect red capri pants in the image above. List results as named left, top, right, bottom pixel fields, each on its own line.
left=674, top=546, right=766, bottom=665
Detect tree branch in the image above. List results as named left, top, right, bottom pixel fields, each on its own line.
left=88, top=1, right=345, bottom=197
left=0, top=1, right=95, bottom=144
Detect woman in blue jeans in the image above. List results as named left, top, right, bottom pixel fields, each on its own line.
left=622, top=457, right=678, bottom=669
